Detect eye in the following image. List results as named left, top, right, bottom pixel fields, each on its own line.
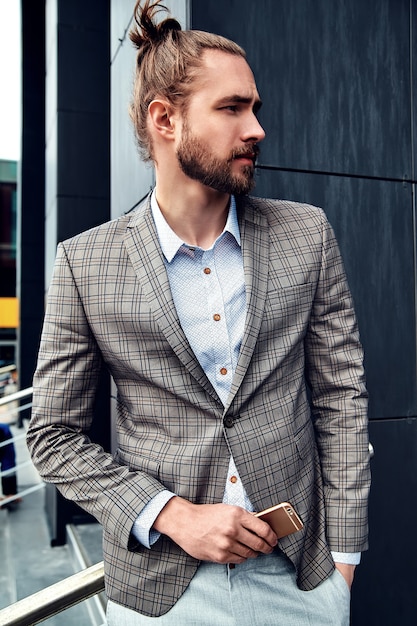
left=221, top=105, right=238, bottom=112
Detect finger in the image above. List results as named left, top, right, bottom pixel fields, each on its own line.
left=226, top=544, right=258, bottom=564
left=241, top=515, right=278, bottom=548
left=235, top=526, right=277, bottom=555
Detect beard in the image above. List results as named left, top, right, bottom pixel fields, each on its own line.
left=176, top=123, right=259, bottom=195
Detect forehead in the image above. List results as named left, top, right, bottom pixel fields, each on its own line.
left=190, top=49, right=260, bottom=104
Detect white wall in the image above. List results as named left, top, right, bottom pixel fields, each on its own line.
left=44, top=0, right=58, bottom=286
left=111, top=0, right=189, bottom=219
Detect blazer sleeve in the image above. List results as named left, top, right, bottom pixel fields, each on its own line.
left=304, top=213, right=371, bottom=553
left=27, top=242, right=166, bottom=551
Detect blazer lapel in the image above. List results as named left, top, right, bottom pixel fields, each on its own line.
left=123, top=196, right=220, bottom=402
left=226, top=197, right=270, bottom=406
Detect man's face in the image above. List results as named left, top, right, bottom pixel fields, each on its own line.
left=175, top=50, right=265, bottom=195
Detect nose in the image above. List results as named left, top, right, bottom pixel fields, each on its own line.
left=242, top=112, right=266, bottom=144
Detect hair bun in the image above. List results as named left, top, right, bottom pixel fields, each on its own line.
left=129, top=1, right=181, bottom=50
left=158, top=17, right=181, bottom=36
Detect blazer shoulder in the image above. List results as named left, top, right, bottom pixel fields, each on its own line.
left=245, top=195, right=326, bottom=223
left=241, top=196, right=331, bottom=240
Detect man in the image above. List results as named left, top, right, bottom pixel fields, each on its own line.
left=27, top=1, right=371, bottom=623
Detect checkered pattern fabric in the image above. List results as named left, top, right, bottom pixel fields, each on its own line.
left=27, top=194, right=370, bottom=617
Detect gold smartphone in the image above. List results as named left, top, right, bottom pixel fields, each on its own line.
left=254, top=502, right=303, bottom=538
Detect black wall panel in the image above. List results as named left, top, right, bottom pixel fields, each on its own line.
left=55, top=0, right=111, bottom=242
left=19, top=0, right=46, bottom=398
left=413, top=0, right=417, bottom=182
left=352, top=418, right=417, bottom=625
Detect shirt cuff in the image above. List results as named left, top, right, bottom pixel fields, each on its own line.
left=331, top=551, right=361, bottom=566
left=132, top=490, right=176, bottom=549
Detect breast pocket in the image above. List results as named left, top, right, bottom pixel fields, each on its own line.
left=262, top=282, right=316, bottom=340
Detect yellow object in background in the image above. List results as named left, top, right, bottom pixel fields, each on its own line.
left=0, top=298, right=19, bottom=328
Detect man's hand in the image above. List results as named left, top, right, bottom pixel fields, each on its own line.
left=334, top=563, right=356, bottom=590
left=153, top=496, right=278, bottom=563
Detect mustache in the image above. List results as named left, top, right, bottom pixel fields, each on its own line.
left=230, top=144, right=261, bottom=162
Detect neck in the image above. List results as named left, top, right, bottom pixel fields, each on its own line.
left=154, top=172, right=231, bottom=249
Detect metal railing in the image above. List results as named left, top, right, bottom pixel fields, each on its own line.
left=0, top=386, right=43, bottom=508
left=0, top=385, right=33, bottom=417
left=0, top=385, right=106, bottom=624
left=0, top=562, right=105, bottom=625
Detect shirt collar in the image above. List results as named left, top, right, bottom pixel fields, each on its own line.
left=150, top=189, right=241, bottom=263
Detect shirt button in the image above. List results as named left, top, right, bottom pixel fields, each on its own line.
left=230, top=475, right=238, bottom=484
left=229, top=563, right=236, bottom=569
left=213, top=313, right=221, bottom=321
left=203, top=267, right=211, bottom=275
left=220, top=367, right=227, bottom=376
left=223, top=416, right=234, bottom=428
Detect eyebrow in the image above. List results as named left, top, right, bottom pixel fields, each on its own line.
left=215, top=94, right=263, bottom=113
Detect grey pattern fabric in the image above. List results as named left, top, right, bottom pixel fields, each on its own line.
left=27, top=194, right=370, bottom=617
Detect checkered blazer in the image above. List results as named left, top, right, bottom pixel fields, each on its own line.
left=28, top=194, right=370, bottom=617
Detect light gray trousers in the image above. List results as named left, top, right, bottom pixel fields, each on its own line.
left=106, top=550, right=350, bottom=625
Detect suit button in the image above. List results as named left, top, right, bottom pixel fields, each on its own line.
left=224, top=416, right=234, bottom=428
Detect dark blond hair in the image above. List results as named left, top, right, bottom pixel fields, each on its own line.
left=129, top=0, right=246, bottom=161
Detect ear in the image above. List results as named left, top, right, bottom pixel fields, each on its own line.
left=148, top=99, right=177, bottom=141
